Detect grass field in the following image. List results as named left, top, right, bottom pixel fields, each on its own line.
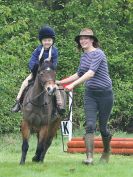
left=0, top=131, right=133, bottom=177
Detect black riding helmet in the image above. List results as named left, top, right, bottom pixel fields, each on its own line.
left=38, top=26, right=55, bottom=42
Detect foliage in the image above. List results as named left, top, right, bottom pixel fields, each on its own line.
left=0, top=0, right=132, bottom=133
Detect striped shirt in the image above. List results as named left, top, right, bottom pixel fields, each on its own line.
left=77, top=48, right=112, bottom=89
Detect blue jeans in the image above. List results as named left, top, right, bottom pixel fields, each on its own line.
left=84, top=87, right=114, bottom=137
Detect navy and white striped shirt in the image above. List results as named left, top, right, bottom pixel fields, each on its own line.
left=77, top=48, right=112, bottom=89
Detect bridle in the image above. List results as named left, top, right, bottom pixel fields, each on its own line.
left=38, top=67, right=56, bottom=87
left=23, top=66, right=56, bottom=107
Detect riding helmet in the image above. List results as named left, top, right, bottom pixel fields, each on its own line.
left=38, top=26, right=55, bottom=41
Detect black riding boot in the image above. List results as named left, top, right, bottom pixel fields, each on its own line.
left=12, top=100, right=21, bottom=112
left=83, top=133, right=94, bottom=165
left=100, top=134, right=112, bottom=163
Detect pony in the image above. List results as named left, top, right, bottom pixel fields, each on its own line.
left=20, top=61, right=63, bottom=164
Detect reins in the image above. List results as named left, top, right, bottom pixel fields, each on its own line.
left=23, top=90, right=46, bottom=107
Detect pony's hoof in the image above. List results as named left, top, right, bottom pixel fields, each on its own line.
left=19, top=161, right=25, bottom=165
left=32, top=156, right=40, bottom=162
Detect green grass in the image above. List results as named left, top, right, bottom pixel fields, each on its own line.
left=0, top=132, right=133, bottom=177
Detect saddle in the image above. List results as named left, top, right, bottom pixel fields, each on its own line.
left=20, top=79, right=34, bottom=105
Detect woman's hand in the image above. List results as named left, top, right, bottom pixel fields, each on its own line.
left=64, top=83, right=74, bottom=91
left=55, top=80, right=61, bottom=85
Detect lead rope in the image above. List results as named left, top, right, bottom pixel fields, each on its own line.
left=60, top=124, right=66, bottom=152
left=39, top=46, right=52, bottom=61
left=60, top=91, right=81, bottom=152
left=60, top=91, right=74, bottom=152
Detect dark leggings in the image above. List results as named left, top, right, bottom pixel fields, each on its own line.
left=84, top=87, right=114, bottom=137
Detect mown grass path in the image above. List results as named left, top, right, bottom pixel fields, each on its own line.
left=0, top=133, right=133, bottom=177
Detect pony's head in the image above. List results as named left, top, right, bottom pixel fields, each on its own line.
left=38, top=61, right=56, bottom=95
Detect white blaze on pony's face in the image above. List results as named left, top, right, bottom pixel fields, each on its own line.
left=42, top=38, right=53, bottom=49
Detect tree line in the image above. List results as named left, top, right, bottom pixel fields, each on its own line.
left=0, top=0, right=132, bottom=133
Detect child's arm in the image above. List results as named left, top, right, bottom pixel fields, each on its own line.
left=28, top=46, right=41, bottom=71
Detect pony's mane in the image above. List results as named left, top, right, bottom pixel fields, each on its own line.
left=40, top=61, right=55, bottom=71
